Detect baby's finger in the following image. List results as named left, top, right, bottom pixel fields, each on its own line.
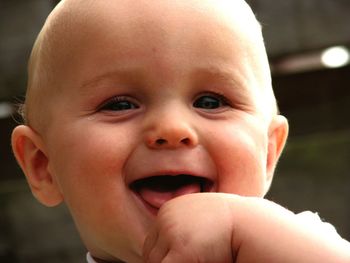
left=147, top=246, right=170, bottom=263
left=145, top=230, right=170, bottom=263
left=142, top=228, right=158, bottom=262
left=143, top=226, right=158, bottom=262
left=161, top=249, right=192, bottom=263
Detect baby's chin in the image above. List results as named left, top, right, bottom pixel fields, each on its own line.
left=80, top=218, right=149, bottom=263
left=88, top=241, right=144, bottom=263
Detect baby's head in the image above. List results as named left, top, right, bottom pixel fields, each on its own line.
left=12, top=0, right=288, bottom=262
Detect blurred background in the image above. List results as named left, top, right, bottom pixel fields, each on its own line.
left=1, top=0, right=350, bottom=262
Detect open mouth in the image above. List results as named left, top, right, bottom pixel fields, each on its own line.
left=130, top=174, right=213, bottom=214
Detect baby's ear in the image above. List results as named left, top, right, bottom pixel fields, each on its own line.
left=11, top=125, right=63, bottom=207
left=265, top=115, right=289, bottom=193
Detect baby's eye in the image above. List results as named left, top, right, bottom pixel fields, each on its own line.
left=193, top=94, right=229, bottom=110
left=99, top=96, right=139, bottom=111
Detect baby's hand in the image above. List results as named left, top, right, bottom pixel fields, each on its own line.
left=143, top=193, right=236, bottom=263
left=143, top=193, right=350, bottom=263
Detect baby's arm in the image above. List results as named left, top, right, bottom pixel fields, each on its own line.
left=233, top=196, right=350, bottom=262
left=143, top=193, right=350, bottom=263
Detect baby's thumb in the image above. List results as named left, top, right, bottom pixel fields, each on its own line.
left=142, top=226, right=158, bottom=262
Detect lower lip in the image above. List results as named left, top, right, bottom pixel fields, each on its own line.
left=131, top=190, right=159, bottom=216
left=129, top=181, right=216, bottom=216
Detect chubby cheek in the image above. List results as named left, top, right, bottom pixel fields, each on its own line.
left=54, top=127, right=129, bottom=194
left=46, top=122, right=152, bottom=257
left=205, top=121, right=268, bottom=197
left=47, top=122, right=140, bottom=227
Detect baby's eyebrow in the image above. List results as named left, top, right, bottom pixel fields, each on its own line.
left=80, top=65, right=242, bottom=89
left=77, top=64, right=252, bottom=102
left=191, top=65, right=247, bottom=89
left=191, top=65, right=259, bottom=108
left=79, top=68, right=145, bottom=92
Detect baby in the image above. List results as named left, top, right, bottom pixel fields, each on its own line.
left=11, top=0, right=350, bottom=262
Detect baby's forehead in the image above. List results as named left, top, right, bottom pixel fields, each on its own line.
left=43, top=0, right=265, bottom=78
left=26, top=0, right=275, bottom=129
left=50, top=0, right=261, bottom=39
left=35, top=0, right=264, bottom=82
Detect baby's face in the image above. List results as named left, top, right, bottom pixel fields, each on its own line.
left=38, top=0, right=284, bottom=261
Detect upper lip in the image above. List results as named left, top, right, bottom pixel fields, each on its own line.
left=127, top=169, right=215, bottom=188
left=129, top=174, right=215, bottom=195
left=124, top=147, right=217, bottom=190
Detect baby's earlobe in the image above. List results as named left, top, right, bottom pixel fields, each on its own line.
left=265, top=115, right=289, bottom=189
left=11, top=125, right=63, bottom=207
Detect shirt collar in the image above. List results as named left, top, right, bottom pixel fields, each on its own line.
left=87, top=252, right=98, bottom=263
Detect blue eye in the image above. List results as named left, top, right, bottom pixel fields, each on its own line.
left=193, top=94, right=228, bottom=109
left=100, top=97, right=139, bottom=111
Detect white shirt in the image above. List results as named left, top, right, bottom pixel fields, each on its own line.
left=86, top=252, right=97, bottom=263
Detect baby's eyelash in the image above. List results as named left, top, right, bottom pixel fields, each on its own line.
left=198, top=91, right=231, bottom=105
left=212, top=92, right=231, bottom=105
left=104, top=96, right=130, bottom=103
left=192, top=91, right=232, bottom=111
left=98, top=95, right=139, bottom=111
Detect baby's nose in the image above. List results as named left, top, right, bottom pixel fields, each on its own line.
left=145, top=117, right=198, bottom=149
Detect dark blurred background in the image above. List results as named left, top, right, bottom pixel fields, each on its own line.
left=1, top=0, right=350, bottom=262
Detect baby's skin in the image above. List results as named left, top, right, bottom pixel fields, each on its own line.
left=11, top=0, right=350, bottom=262
left=143, top=194, right=350, bottom=263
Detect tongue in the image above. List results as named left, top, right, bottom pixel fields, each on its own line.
left=139, top=181, right=201, bottom=209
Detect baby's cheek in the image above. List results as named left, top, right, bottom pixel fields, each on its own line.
left=209, top=132, right=267, bottom=196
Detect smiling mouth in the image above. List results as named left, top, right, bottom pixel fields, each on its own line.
left=130, top=174, right=213, bottom=214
